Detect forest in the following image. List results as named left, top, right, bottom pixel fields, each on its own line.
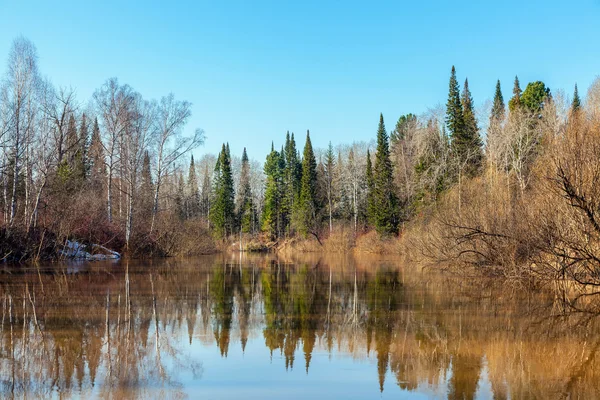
left=2, top=36, right=600, bottom=291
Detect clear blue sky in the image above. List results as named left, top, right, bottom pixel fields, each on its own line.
left=1, top=0, right=599, bottom=161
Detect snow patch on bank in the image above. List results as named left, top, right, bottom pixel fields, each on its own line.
left=61, top=240, right=121, bottom=260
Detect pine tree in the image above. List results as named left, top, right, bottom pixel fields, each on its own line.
left=187, top=155, right=200, bottom=218
left=262, top=145, right=284, bottom=239
left=237, top=148, right=256, bottom=233
left=211, top=144, right=236, bottom=237
left=296, top=130, right=318, bottom=236
left=490, top=80, right=505, bottom=123
left=460, top=78, right=483, bottom=172
left=572, top=84, right=581, bottom=112
left=508, top=76, right=522, bottom=111
left=372, top=114, right=398, bottom=235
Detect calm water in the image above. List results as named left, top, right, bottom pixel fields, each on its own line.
left=0, top=253, right=598, bottom=399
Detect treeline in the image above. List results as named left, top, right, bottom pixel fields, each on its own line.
left=3, top=35, right=600, bottom=273
left=0, top=37, right=204, bottom=256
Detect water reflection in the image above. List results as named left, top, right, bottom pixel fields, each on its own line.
left=0, top=254, right=599, bottom=399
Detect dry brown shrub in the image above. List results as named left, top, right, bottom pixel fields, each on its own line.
left=354, top=231, right=400, bottom=254
left=323, top=225, right=355, bottom=253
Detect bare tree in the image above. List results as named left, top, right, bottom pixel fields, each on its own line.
left=121, top=94, right=155, bottom=247
left=94, top=78, right=135, bottom=223
left=150, top=94, right=204, bottom=233
left=0, top=37, right=41, bottom=229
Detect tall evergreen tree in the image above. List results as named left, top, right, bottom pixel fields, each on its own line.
left=572, top=84, right=581, bottom=113
left=508, top=75, right=522, bottom=111
left=88, top=117, right=106, bottom=192
left=460, top=78, right=483, bottom=172
left=282, top=132, right=301, bottom=235
left=521, top=81, right=551, bottom=113
left=324, top=141, right=336, bottom=233
left=262, top=145, right=284, bottom=238
left=200, top=164, right=212, bottom=222
left=175, top=171, right=186, bottom=220
left=490, top=80, right=505, bottom=123
left=296, top=130, right=318, bottom=236
left=446, top=66, right=465, bottom=149
left=77, top=113, right=89, bottom=181
left=211, top=144, right=235, bottom=237
left=366, top=149, right=374, bottom=226
left=237, top=148, right=256, bottom=233
left=187, top=155, right=200, bottom=218
left=372, top=114, right=398, bottom=235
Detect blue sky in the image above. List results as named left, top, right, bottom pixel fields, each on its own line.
left=1, top=0, right=599, bottom=161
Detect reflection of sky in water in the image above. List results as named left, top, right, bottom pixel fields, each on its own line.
left=1, top=255, right=598, bottom=399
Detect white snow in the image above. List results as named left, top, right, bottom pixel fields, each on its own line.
left=60, top=240, right=121, bottom=260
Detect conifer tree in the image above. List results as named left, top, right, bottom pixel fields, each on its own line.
left=446, top=66, right=465, bottom=149
left=508, top=76, right=522, bottom=111
left=296, top=130, right=318, bottom=236
left=77, top=113, right=89, bottom=181
left=324, top=141, right=336, bottom=233
left=200, top=164, right=212, bottom=222
left=211, top=144, right=235, bottom=237
left=366, top=149, right=374, bottom=226
left=262, top=145, right=284, bottom=238
left=187, top=155, right=200, bottom=218
left=283, top=132, right=301, bottom=234
left=237, top=148, right=256, bottom=233
left=175, top=171, right=186, bottom=220
left=460, top=78, right=483, bottom=172
left=572, top=84, right=581, bottom=112
left=88, top=117, right=106, bottom=191
left=372, top=114, right=398, bottom=235
left=490, top=80, right=505, bottom=123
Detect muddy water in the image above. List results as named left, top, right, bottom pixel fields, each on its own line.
left=0, top=253, right=598, bottom=399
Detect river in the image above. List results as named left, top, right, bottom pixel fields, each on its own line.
left=0, top=253, right=597, bottom=399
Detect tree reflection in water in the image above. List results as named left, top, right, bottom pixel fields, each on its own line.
left=0, top=253, right=600, bottom=399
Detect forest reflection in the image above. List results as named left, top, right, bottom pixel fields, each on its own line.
left=0, top=253, right=599, bottom=399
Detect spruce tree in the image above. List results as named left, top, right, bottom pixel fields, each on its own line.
left=175, top=171, right=186, bottom=220
left=490, top=80, right=505, bottom=123
left=262, top=146, right=284, bottom=239
left=366, top=149, right=374, bottom=226
left=283, top=132, right=301, bottom=234
left=508, top=76, right=522, bottom=111
left=237, top=148, right=256, bottom=233
left=88, top=118, right=106, bottom=192
left=446, top=66, right=465, bottom=150
left=372, top=114, right=398, bottom=235
left=78, top=113, right=89, bottom=181
left=187, top=155, right=200, bottom=218
left=324, top=141, right=336, bottom=233
left=296, top=130, right=318, bottom=236
left=572, top=84, right=581, bottom=112
left=200, top=164, right=212, bottom=222
left=211, top=144, right=235, bottom=237
left=460, top=78, right=483, bottom=172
